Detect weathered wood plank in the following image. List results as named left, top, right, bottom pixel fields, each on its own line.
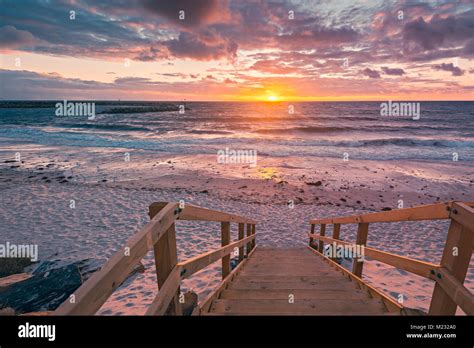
left=333, top=223, right=341, bottom=240
left=178, top=235, right=255, bottom=280
left=246, top=224, right=252, bottom=255
left=220, top=288, right=370, bottom=300
left=210, top=299, right=387, bottom=315
left=352, top=223, right=368, bottom=277
left=308, top=233, right=438, bottom=280
left=180, top=204, right=256, bottom=224
left=54, top=202, right=178, bottom=315
left=153, top=223, right=181, bottom=315
left=318, top=224, right=326, bottom=253
left=145, top=266, right=181, bottom=315
left=235, top=275, right=347, bottom=283
left=429, top=219, right=473, bottom=315
left=221, top=222, right=231, bottom=280
left=434, top=267, right=474, bottom=315
left=450, top=202, right=474, bottom=231
left=230, top=279, right=358, bottom=290
left=199, top=247, right=257, bottom=314
left=238, top=223, right=245, bottom=262
left=251, top=224, right=256, bottom=249
left=306, top=246, right=403, bottom=313
left=310, top=201, right=452, bottom=224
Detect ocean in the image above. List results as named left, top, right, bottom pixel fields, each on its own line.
left=0, top=101, right=473, bottom=162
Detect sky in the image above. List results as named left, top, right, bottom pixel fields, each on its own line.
left=0, top=0, right=473, bottom=101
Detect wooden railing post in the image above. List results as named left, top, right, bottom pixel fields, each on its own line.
left=318, top=224, right=326, bottom=253
left=251, top=224, right=256, bottom=249
left=429, top=219, right=473, bottom=315
left=221, top=222, right=231, bottom=279
left=352, top=223, right=368, bottom=277
left=153, top=222, right=182, bottom=315
left=333, top=223, right=341, bottom=240
left=309, top=224, right=315, bottom=247
left=329, top=223, right=341, bottom=261
left=238, top=223, right=245, bottom=262
left=246, top=223, right=252, bottom=255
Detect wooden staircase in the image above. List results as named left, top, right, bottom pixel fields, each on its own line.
left=54, top=201, right=474, bottom=316
left=204, top=248, right=390, bottom=315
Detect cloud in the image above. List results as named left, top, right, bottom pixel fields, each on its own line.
left=250, top=60, right=300, bottom=74
left=433, top=63, right=464, bottom=76
left=0, top=0, right=473, bottom=100
left=361, top=68, right=380, bottom=79
left=164, top=31, right=237, bottom=61
left=0, top=25, right=39, bottom=49
left=381, top=67, right=405, bottom=76
left=403, top=11, right=474, bottom=51
left=140, top=0, right=231, bottom=27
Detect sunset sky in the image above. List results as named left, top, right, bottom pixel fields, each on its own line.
left=0, top=0, right=473, bottom=101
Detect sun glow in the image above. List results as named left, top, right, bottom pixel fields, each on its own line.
left=267, top=95, right=278, bottom=101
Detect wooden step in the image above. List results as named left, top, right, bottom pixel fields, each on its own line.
left=219, top=289, right=371, bottom=300
left=204, top=247, right=396, bottom=316
left=235, top=275, right=340, bottom=282
left=229, top=279, right=359, bottom=290
left=209, top=299, right=387, bottom=315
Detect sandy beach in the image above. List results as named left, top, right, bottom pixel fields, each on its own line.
left=1, top=141, right=473, bottom=314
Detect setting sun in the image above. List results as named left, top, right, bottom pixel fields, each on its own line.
left=267, top=95, right=278, bottom=101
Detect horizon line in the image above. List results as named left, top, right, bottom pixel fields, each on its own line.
left=1, top=99, right=474, bottom=103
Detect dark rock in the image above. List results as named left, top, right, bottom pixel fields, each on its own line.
left=0, top=264, right=82, bottom=313
left=0, top=257, right=144, bottom=314
left=401, top=307, right=427, bottom=316
left=33, top=258, right=103, bottom=282
left=305, top=181, right=322, bottom=186
left=381, top=207, right=392, bottom=211
left=181, top=292, right=198, bottom=316
left=0, top=258, right=34, bottom=278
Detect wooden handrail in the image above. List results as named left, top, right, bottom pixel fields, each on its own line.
left=310, top=201, right=453, bottom=224
left=308, top=200, right=474, bottom=315
left=434, top=267, right=474, bottom=315
left=55, top=202, right=179, bottom=315
left=146, top=265, right=182, bottom=315
left=54, top=202, right=257, bottom=315
left=307, top=233, right=439, bottom=280
left=178, top=235, right=255, bottom=280
left=149, top=202, right=257, bottom=224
